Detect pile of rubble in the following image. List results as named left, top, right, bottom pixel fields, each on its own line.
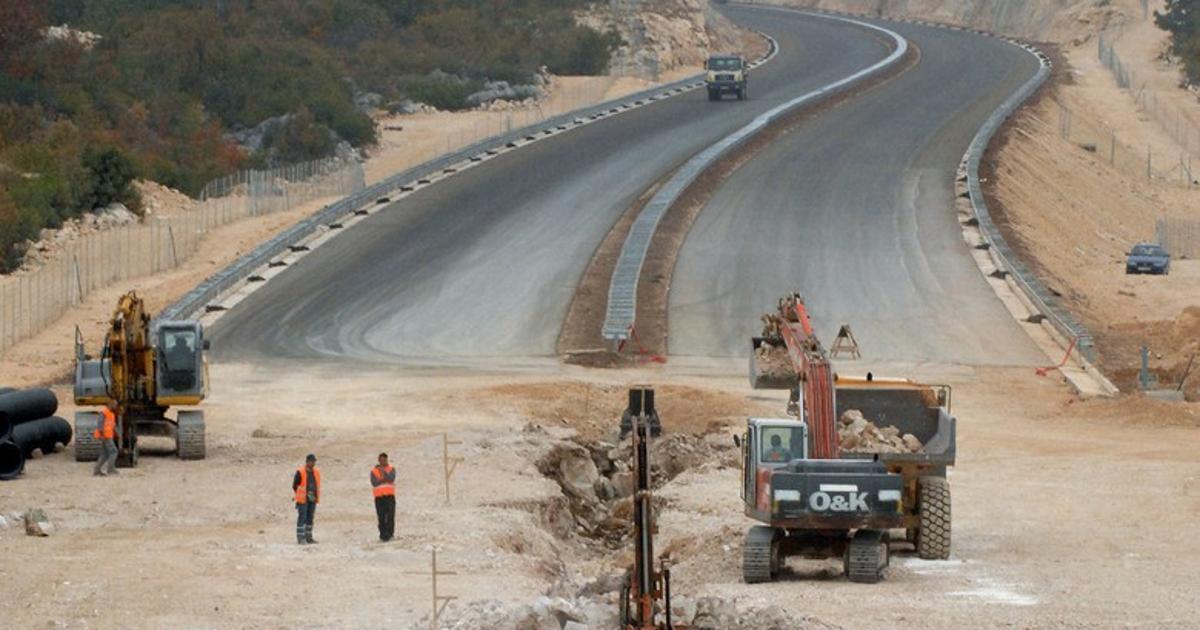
left=428, top=592, right=824, bottom=630
left=16, top=202, right=140, bottom=272
left=533, top=428, right=736, bottom=545
left=136, top=180, right=196, bottom=217
left=753, top=341, right=793, bottom=382
left=838, top=409, right=923, bottom=454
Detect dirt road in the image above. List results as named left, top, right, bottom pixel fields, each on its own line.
left=1, top=362, right=1197, bottom=628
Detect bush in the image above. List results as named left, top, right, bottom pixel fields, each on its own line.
left=399, top=75, right=485, bottom=111
left=81, top=146, right=140, bottom=212
left=260, top=108, right=337, bottom=164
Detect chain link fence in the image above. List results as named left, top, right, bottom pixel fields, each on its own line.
left=0, top=157, right=364, bottom=355
left=1098, top=31, right=1200, bottom=169
left=1055, top=97, right=1197, bottom=186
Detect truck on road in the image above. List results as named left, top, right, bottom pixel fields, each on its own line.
left=706, top=53, right=748, bottom=101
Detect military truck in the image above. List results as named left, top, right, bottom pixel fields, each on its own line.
left=705, top=53, right=748, bottom=101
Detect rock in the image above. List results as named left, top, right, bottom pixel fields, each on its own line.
left=559, top=448, right=600, bottom=497
left=692, top=596, right=738, bottom=629
left=563, top=622, right=590, bottom=630
left=576, top=573, right=626, bottom=598
left=610, top=471, right=635, bottom=498
left=594, top=477, right=616, bottom=501
left=670, top=596, right=697, bottom=624
left=840, top=409, right=865, bottom=425
left=534, top=596, right=586, bottom=626
left=24, top=509, right=53, bottom=537
left=902, top=434, right=923, bottom=453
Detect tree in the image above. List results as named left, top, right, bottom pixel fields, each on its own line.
left=1155, top=0, right=1200, bottom=83
left=81, top=146, right=139, bottom=211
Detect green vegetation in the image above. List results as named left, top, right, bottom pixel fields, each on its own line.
left=1155, top=0, right=1200, bottom=84
left=0, top=0, right=620, bottom=271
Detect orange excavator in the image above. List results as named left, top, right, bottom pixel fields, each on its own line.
left=741, top=293, right=957, bottom=583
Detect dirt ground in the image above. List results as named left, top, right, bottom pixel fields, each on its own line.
left=1, top=362, right=1197, bottom=628
left=986, top=44, right=1200, bottom=393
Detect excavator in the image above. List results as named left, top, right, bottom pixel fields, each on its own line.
left=739, top=293, right=956, bottom=583
left=73, top=291, right=207, bottom=466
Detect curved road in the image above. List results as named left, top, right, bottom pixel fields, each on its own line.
left=668, top=7, right=1045, bottom=366
left=212, top=7, right=897, bottom=362
left=214, top=5, right=1042, bottom=368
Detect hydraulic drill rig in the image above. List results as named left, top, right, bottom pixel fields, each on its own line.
left=74, top=291, right=208, bottom=466
left=620, top=388, right=685, bottom=630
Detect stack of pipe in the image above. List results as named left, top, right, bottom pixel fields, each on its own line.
left=0, top=388, right=72, bottom=480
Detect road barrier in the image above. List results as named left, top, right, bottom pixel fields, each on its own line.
left=962, top=40, right=1100, bottom=362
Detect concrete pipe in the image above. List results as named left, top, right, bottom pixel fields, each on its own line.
left=0, top=440, right=24, bottom=480
left=0, top=389, right=59, bottom=427
left=12, top=416, right=73, bottom=458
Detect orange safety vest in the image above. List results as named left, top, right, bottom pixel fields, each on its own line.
left=93, top=408, right=116, bottom=440
left=295, top=466, right=321, bottom=504
left=371, top=465, right=395, bottom=498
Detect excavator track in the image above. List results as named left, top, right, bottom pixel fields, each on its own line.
left=73, top=412, right=100, bottom=462
left=742, top=525, right=778, bottom=583
left=845, top=529, right=888, bottom=583
left=176, top=411, right=206, bottom=460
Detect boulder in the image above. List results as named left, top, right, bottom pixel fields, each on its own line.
left=24, top=509, right=53, bottom=537
left=692, top=596, right=738, bottom=630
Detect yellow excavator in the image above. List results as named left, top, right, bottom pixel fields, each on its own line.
left=74, top=291, right=208, bottom=466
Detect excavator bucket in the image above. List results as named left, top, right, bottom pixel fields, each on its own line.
left=750, top=337, right=795, bottom=390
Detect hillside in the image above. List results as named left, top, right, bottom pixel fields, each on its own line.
left=0, top=0, right=621, bottom=272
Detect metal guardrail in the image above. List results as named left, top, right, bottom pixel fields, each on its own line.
left=600, top=11, right=908, bottom=340
left=157, top=70, right=729, bottom=323
left=963, top=43, right=1098, bottom=361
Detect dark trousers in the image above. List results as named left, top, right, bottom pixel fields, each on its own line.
left=374, top=495, right=395, bottom=541
left=296, top=502, right=316, bottom=542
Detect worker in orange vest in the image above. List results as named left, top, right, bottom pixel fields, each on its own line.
left=292, top=454, right=320, bottom=544
left=370, top=452, right=396, bottom=542
left=92, top=400, right=119, bottom=476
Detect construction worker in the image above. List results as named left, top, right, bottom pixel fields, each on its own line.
left=763, top=434, right=792, bottom=463
left=292, top=454, right=320, bottom=544
left=92, top=400, right=119, bottom=476
left=370, top=453, right=396, bottom=542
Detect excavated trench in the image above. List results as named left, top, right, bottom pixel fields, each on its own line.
left=532, top=431, right=737, bottom=548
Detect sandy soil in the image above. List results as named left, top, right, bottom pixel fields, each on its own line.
left=1, top=362, right=1197, bottom=628
left=985, top=48, right=1200, bottom=393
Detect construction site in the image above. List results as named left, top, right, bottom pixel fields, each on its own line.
left=1, top=1, right=1199, bottom=628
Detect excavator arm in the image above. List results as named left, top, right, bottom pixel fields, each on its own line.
left=751, top=294, right=839, bottom=459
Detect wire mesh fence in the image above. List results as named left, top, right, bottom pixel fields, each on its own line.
left=1157, top=217, right=1200, bottom=259
left=1098, top=31, right=1200, bottom=164
left=0, top=157, right=364, bottom=355
left=1055, top=98, right=1197, bottom=186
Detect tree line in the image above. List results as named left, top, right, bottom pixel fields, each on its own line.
left=0, top=0, right=620, bottom=271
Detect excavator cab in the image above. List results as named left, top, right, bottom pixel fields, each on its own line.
left=155, top=321, right=208, bottom=405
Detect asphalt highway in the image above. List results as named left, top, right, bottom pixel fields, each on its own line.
left=667, top=8, right=1046, bottom=366
left=212, top=7, right=898, bottom=362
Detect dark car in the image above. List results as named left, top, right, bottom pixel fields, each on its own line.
left=1125, top=243, right=1170, bottom=275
